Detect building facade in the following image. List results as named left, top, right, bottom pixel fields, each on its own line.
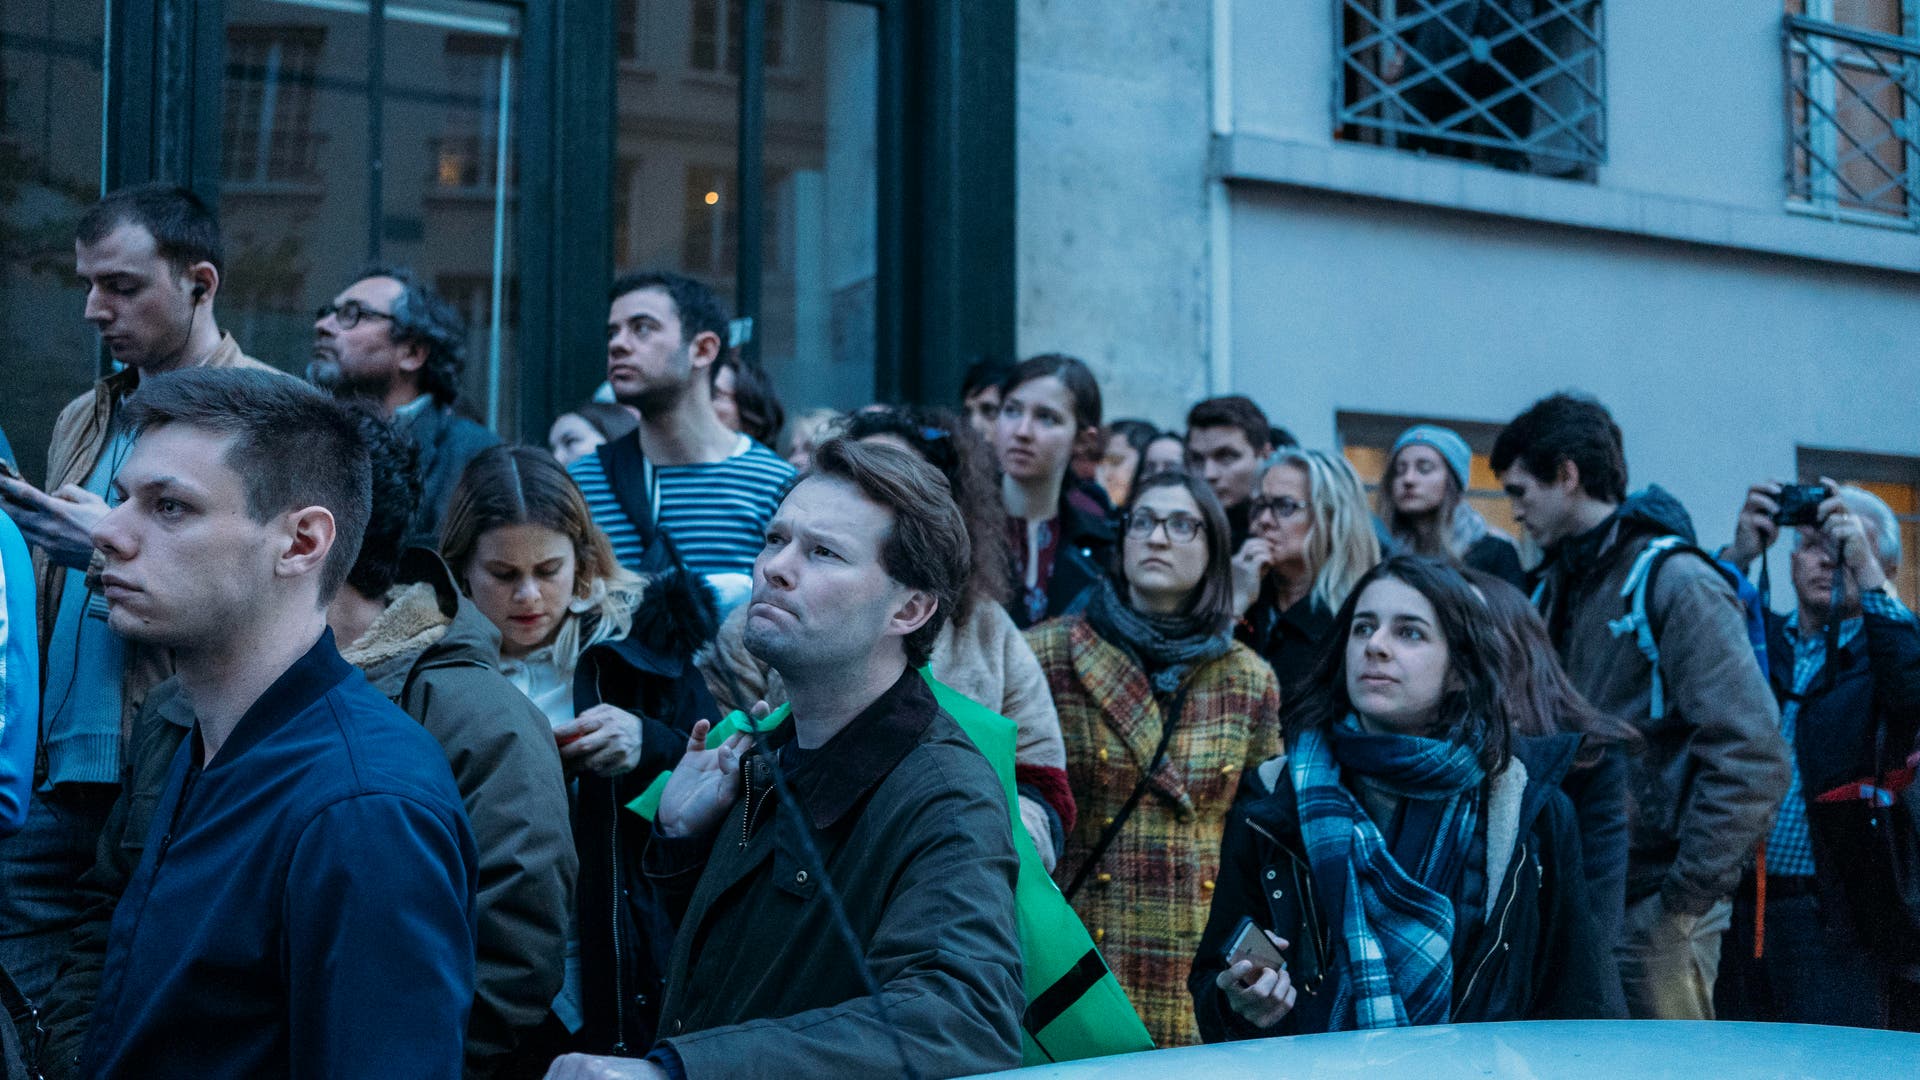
left=4, top=1, right=1915, bottom=598
left=0, top=0, right=1012, bottom=484
left=1020, top=0, right=1920, bottom=602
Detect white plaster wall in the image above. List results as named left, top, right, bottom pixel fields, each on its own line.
left=1016, top=0, right=1216, bottom=421
left=1227, top=184, right=1920, bottom=570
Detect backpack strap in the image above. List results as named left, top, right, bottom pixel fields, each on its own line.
left=596, top=432, right=659, bottom=547
left=1607, top=535, right=1689, bottom=721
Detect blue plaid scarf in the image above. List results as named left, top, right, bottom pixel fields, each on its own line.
left=1290, top=717, right=1486, bottom=1030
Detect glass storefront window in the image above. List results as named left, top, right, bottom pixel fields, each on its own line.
left=758, top=0, right=878, bottom=420
left=0, top=0, right=108, bottom=485
left=219, top=0, right=520, bottom=431
left=616, top=0, right=879, bottom=450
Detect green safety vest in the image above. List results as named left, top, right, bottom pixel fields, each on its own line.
left=628, top=672, right=1154, bottom=1064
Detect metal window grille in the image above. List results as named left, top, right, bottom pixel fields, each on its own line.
left=1785, top=15, right=1920, bottom=226
left=1335, top=0, right=1606, bottom=177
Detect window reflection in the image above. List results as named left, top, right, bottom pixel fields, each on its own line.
left=616, top=0, right=879, bottom=430
left=0, top=1, right=107, bottom=484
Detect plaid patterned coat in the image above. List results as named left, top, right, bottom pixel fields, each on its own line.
left=1028, top=615, right=1282, bottom=1047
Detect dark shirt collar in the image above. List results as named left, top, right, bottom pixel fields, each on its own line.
left=196, top=629, right=355, bottom=770
left=771, top=666, right=939, bottom=830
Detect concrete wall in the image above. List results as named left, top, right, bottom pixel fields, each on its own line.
left=1228, top=182, right=1920, bottom=578
left=1016, top=0, right=1217, bottom=422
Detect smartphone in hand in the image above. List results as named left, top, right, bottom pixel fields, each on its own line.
left=1221, top=916, right=1287, bottom=974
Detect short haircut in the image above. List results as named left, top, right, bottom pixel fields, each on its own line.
left=1818, top=485, right=1903, bottom=572
left=355, top=265, right=469, bottom=407
left=1000, top=353, right=1102, bottom=431
left=122, top=369, right=370, bottom=603
left=803, top=437, right=971, bottom=669
left=1118, top=470, right=1236, bottom=625
left=710, top=355, right=786, bottom=449
left=1106, top=419, right=1161, bottom=456
left=1491, top=392, right=1627, bottom=503
left=609, top=269, right=730, bottom=350
left=1186, top=395, right=1272, bottom=454
left=77, top=183, right=223, bottom=275
left=345, top=411, right=423, bottom=600
left=961, top=356, right=1013, bottom=400
left=842, top=405, right=1009, bottom=621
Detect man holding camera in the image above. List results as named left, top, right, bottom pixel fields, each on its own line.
left=1716, top=481, right=1920, bottom=1029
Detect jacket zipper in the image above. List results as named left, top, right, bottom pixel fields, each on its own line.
left=1458, top=841, right=1527, bottom=1007
left=740, top=757, right=761, bottom=848
left=595, top=668, right=629, bottom=1055
left=609, top=781, right=627, bottom=1053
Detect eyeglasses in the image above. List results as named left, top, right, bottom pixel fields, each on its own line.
left=1125, top=510, right=1205, bottom=543
left=1249, top=496, right=1307, bottom=523
left=316, top=300, right=396, bottom=330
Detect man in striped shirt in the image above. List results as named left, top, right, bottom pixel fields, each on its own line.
left=569, top=271, right=793, bottom=612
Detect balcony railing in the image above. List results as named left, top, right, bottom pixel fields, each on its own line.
left=1785, top=15, right=1920, bottom=227
left=1335, top=0, right=1606, bottom=178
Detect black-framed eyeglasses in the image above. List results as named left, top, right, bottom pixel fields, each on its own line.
left=316, top=300, right=396, bottom=330
left=1249, top=496, right=1307, bottom=523
left=1124, top=510, right=1205, bottom=543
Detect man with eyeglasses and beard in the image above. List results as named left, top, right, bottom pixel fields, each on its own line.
left=308, top=267, right=499, bottom=547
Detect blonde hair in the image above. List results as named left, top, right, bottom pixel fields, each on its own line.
left=1261, top=447, right=1382, bottom=612
left=439, top=445, right=649, bottom=675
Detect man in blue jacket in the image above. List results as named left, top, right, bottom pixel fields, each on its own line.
left=76, top=368, right=477, bottom=1079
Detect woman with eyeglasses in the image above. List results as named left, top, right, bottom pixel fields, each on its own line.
left=995, top=353, right=1117, bottom=629
left=700, top=406, right=1079, bottom=868
left=1027, top=470, right=1281, bottom=1047
left=1231, top=448, right=1383, bottom=693
left=1190, top=556, right=1619, bottom=1042
left=1378, top=424, right=1527, bottom=591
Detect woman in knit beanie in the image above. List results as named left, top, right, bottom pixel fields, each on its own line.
left=1378, top=424, right=1527, bottom=591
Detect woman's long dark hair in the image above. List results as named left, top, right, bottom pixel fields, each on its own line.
left=1462, top=569, right=1643, bottom=762
left=841, top=405, right=1009, bottom=623
left=1282, top=556, right=1514, bottom=773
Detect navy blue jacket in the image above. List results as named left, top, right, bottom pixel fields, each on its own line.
left=80, top=631, right=478, bottom=1079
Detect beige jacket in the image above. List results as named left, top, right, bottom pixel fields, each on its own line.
left=35, top=332, right=282, bottom=771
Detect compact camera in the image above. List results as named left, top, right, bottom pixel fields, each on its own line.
left=1773, top=484, right=1832, bottom=528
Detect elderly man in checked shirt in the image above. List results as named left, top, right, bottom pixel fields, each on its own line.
left=1716, top=481, right=1920, bottom=1030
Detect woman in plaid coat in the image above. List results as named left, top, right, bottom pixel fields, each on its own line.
left=1029, top=471, right=1282, bottom=1047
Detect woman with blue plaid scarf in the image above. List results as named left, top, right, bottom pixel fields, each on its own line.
left=1189, top=556, right=1623, bottom=1038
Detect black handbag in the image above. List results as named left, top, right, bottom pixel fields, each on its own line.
left=1805, top=717, right=1920, bottom=951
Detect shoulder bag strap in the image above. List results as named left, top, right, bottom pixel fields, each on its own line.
left=1063, top=683, right=1192, bottom=902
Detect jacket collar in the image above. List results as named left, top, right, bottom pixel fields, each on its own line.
left=338, top=549, right=482, bottom=691
left=774, top=666, right=939, bottom=830
left=1066, top=616, right=1196, bottom=811
left=199, top=628, right=355, bottom=769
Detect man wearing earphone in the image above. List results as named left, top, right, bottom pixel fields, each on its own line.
left=0, top=183, right=279, bottom=1005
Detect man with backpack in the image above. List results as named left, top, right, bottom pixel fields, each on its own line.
left=1493, top=393, right=1789, bottom=1021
